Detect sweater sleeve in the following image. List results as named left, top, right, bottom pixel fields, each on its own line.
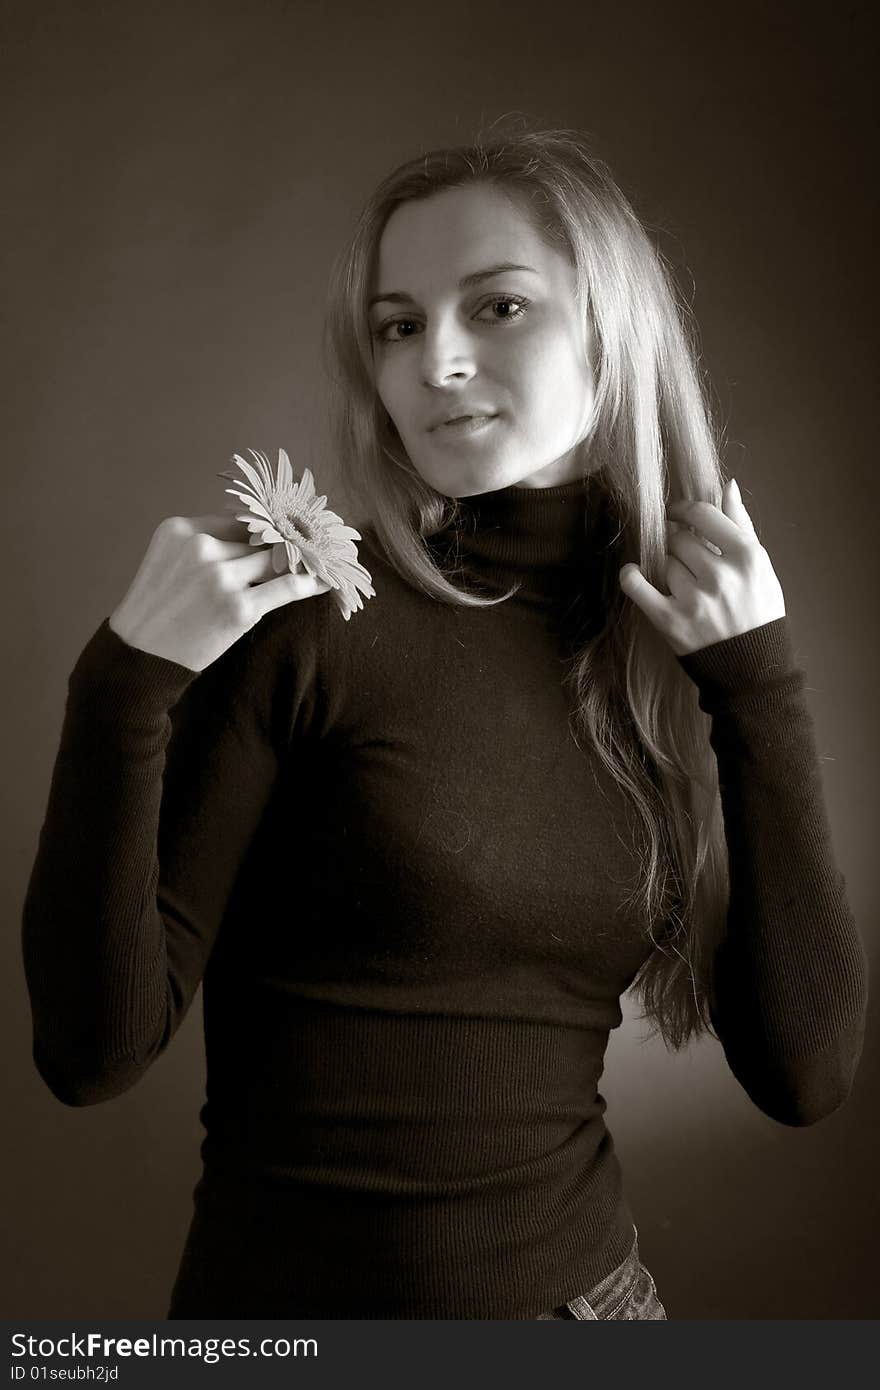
left=677, top=616, right=869, bottom=1126
left=21, top=597, right=328, bottom=1107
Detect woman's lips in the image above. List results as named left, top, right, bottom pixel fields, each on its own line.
left=438, top=414, right=498, bottom=434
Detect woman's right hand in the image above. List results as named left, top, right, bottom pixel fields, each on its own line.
left=108, top=514, right=333, bottom=673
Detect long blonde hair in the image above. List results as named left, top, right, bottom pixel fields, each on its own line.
left=322, top=117, right=729, bottom=1049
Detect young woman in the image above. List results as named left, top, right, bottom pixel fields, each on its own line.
left=22, top=121, right=868, bottom=1320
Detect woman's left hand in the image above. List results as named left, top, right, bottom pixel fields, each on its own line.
left=618, top=478, right=787, bottom=656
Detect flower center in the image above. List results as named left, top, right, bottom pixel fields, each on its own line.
left=272, top=487, right=326, bottom=551
left=281, top=511, right=315, bottom=543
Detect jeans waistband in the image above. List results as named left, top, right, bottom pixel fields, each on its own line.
left=563, top=1225, right=641, bottom=1320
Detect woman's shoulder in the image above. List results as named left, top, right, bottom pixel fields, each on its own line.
left=351, top=518, right=393, bottom=575
left=255, top=519, right=430, bottom=662
left=348, top=519, right=438, bottom=606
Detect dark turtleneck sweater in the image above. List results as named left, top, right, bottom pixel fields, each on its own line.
left=21, top=472, right=868, bottom=1319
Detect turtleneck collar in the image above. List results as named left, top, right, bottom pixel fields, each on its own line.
left=427, top=466, right=619, bottom=615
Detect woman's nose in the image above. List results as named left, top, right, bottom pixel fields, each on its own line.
left=419, top=319, right=477, bottom=387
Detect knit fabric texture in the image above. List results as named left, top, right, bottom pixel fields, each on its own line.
left=22, top=470, right=868, bottom=1318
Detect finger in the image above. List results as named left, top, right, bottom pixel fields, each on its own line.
left=619, top=563, right=674, bottom=626
left=668, top=526, right=723, bottom=579
left=666, top=497, right=748, bottom=551
left=665, top=552, right=700, bottom=600
left=248, top=567, right=333, bottom=619
left=723, top=477, right=758, bottom=536
left=187, top=512, right=258, bottom=541
left=223, top=548, right=284, bottom=586
left=182, top=513, right=260, bottom=558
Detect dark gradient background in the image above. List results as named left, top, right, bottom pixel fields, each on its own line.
left=4, top=0, right=877, bottom=1319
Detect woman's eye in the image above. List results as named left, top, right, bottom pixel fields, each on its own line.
left=372, top=295, right=530, bottom=345
left=477, top=296, right=529, bottom=324
left=373, top=319, right=419, bottom=344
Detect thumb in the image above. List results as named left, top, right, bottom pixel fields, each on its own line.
left=619, top=562, right=666, bottom=624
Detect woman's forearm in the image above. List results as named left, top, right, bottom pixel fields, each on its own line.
left=678, top=617, right=869, bottom=1124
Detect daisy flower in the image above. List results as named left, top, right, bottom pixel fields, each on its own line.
left=218, top=448, right=375, bottom=621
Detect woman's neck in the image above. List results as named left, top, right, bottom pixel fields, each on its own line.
left=428, top=467, right=618, bottom=611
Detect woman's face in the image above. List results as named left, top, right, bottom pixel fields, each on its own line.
left=368, top=182, right=597, bottom=497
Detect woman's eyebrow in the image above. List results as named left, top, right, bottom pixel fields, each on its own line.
left=368, top=262, right=539, bottom=311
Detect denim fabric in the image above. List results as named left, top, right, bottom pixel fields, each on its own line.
left=535, top=1227, right=667, bottom=1320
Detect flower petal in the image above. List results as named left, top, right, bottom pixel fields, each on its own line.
left=323, top=524, right=363, bottom=542
left=230, top=453, right=270, bottom=499
left=227, top=491, right=275, bottom=519
left=224, top=446, right=375, bottom=618
left=297, top=468, right=317, bottom=503
left=277, top=448, right=294, bottom=492
left=249, top=450, right=276, bottom=494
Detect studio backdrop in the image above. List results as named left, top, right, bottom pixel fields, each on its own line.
left=4, top=0, right=877, bottom=1319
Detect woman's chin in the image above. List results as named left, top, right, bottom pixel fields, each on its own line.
left=410, top=460, right=524, bottom=500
